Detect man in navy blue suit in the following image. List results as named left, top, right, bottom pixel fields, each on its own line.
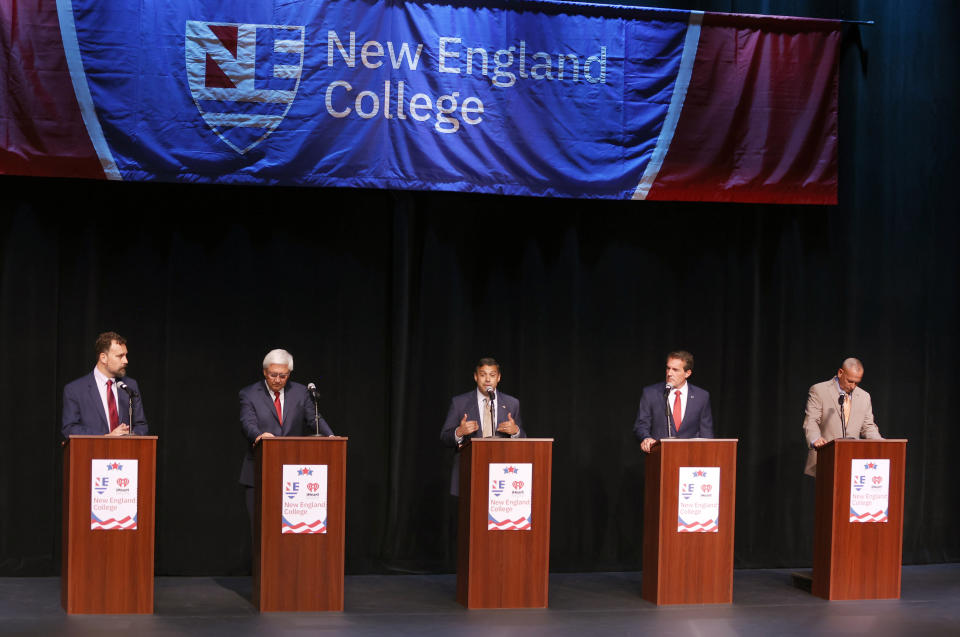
left=633, top=350, right=713, bottom=452
left=62, top=331, right=148, bottom=438
left=238, top=348, right=333, bottom=519
left=440, top=357, right=525, bottom=495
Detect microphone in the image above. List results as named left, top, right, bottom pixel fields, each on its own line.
left=306, top=382, right=329, bottom=437
left=116, top=380, right=139, bottom=397
left=838, top=394, right=847, bottom=439
left=485, top=386, right=496, bottom=400
left=663, top=384, right=675, bottom=438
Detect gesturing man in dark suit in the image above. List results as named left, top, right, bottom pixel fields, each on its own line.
left=440, top=357, right=525, bottom=495
left=633, top=350, right=714, bottom=452
left=238, top=348, right=333, bottom=519
left=62, top=331, right=148, bottom=438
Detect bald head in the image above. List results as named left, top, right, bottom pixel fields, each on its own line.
left=837, top=358, right=864, bottom=393
left=841, top=357, right=863, bottom=373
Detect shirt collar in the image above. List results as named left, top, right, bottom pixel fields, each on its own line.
left=833, top=376, right=848, bottom=396
left=265, top=381, right=284, bottom=397
left=93, top=367, right=112, bottom=387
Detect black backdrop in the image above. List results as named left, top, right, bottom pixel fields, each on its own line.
left=2, top=0, right=959, bottom=576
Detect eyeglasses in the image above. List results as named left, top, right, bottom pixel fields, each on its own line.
left=267, top=373, right=290, bottom=380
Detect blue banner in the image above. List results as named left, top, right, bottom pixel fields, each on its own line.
left=3, top=1, right=837, bottom=202
left=67, top=0, right=691, bottom=198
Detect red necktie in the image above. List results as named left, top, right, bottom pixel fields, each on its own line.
left=672, top=390, right=682, bottom=431
left=106, top=380, right=120, bottom=432
left=273, top=391, right=283, bottom=424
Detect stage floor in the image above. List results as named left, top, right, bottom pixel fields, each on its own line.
left=2, top=565, right=958, bottom=636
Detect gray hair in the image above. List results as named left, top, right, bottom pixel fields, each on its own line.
left=262, top=348, right=294, bottom=371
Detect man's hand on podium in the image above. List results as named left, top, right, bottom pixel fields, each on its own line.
left=254, top=432, right=276, bottom=445
left=455, top=413, right=479, bottom=438
left=640, top=437, right=658, bottom=453
left=106, top=423, right=130, bottom=436
left=497, top=413, right=519, bottom=436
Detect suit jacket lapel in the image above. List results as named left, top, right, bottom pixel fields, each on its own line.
left=87, top=374, right=109, bottom=433
left=497, top=398, right=509, bottom=425
left=117, top=389, right=130, bottom=427
left=682, top=387, right=696, bottom=429
left=468, top=393, right=483, bottom=438
left=848, top=387, right=862, bottom=431
left=261, top=384, right=282, bottom=427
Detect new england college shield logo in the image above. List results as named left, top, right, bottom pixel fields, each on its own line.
left=185, top=20, right=304, bottom=154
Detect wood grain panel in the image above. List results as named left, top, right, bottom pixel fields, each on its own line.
left=812, top=439, right=906, bottom=600
left=456, top=438, right=553, bottom=609
left=61, top=435, right=157, bottom=614
left=253, top=437, right=347, bottom=611
left=641, top=439, right=738, bottom=605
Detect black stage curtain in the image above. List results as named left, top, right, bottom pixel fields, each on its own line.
left=1, top=0, right=958, bottom=575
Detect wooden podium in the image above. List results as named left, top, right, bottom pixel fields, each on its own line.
left=812, top=438, right=907, bottom=600
left=61, top=435, right=158, bottom=614
left=641, top=438, right=737, bottom=605
left=457, top=437, right=553, bottom=609
left=253, top=436, right=347, bottom=611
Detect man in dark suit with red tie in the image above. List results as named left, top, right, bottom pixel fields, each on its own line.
left=238, top=348, right=333, bottom=520
left=633, top=350, right=714, bottom=452
left=62, top=331, right=148, bottom=438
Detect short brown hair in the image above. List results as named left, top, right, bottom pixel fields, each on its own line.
left=667, top=350, right=694, bottom=372
left=95, top=332, right=127, bottom=357
left=476, top=357, right=500, bottom=372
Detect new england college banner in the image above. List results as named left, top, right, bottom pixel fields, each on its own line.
left=1, top=1, right=839, bottom=203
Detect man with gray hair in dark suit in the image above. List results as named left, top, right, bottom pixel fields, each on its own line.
left=238, top=348, right=333, bottom=521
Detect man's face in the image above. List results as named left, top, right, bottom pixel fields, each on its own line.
left=837, top=366, right=863, bottom=394
left=474, top=365, right=501, bottom=394
left=264, top=364, right=291, bottom=393
left=665, top=357, right=691, bottom=388
left=99, top=341, right=128, bottom=378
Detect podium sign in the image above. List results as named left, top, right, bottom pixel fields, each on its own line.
left=90, top=459, right=139, bottom=530
left=642, top=439, right=737, bottom=605
left=487, top=463, right=533, bottom=530
left=677, top=466, right=720, bottom=532
left=457, top=438, right=553, bottom=609
left=812, top=439, right=907, bottom=600
left=61, top=436, right=158, bottom=614
left=253, top=437, right=347, bottom=611
left=280, top=463, right=328, bottom=534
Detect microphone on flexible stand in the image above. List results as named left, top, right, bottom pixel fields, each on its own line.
left=663, top=383, right=674, bottom=438
left=838, top=393, right=847, bottom=439
left=307, top=382, right=324, bottom=437
left=485, top=386, right=496, bottom=437
left=116, top=380, right=137, bottom=436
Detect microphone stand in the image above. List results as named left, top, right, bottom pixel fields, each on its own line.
left=663, top=387, right=675, bottom=439
left=310, top=392, right=323, bottom=437
left=487, top=391, right=496, bottom=438
left=117, top=381, right=137, bottom=436
left=838, top=395, right=847, bottom=439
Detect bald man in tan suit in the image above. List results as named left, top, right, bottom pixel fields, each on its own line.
left=802, top=358, right=882, bottom=477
